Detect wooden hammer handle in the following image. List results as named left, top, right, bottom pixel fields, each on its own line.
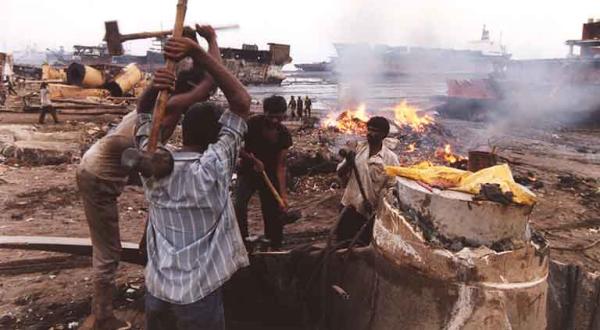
left=121, top=25, right=239, bottom=42
left=147, top=0, right=188, bottom=153
left=261, top=171, right=287, bottom=209
left=121, top=31, right=172, bottom=42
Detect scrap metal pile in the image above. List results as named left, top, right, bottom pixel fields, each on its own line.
left=22, top=62, right=147, bottom=115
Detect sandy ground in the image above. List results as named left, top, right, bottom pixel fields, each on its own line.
left=0, top=108, right=598, bottom=329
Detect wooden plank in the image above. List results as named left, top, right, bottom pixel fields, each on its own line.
left=59, top=109, right=131, bottom=115
left=55, top=104, right=127, bottom=110
left=51, top=98, right=122, bottom=106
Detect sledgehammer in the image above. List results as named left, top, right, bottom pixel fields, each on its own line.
left=261, top=171, right=302, bottom=224
left=121, top=0, right=189, bottom=179
left=104, top=20, right=239, bottom=56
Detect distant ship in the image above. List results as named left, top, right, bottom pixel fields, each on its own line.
left=220, top=43, right=292, bottom=85
left=443, top=19, right=600, bottom=121
left=294, top=61, right=334, bottom=72
left=296, top=26, right=510, bottom=76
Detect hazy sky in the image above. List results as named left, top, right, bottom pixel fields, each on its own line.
left=1, top=0, right=599, bottom=63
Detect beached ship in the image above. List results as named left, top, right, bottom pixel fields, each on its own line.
left=294, top=61, right=334, bottom=72
left=295, top=26, right=509, bottom=76
left=220, top=43, right=292, bottom=85
left=442, top=19, right=600, bottom=121
left=10, top=40, right=292, bottom=86
left=337, top=26, right=510, bottom=76
left=67, top=42, right=292, bottom=85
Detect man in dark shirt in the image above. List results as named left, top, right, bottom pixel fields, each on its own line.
left=288, top=96, right=296, bottom=119
left=235, top=95, right=292, bottom=249
left=296, top=96, right=303, bottom=119
left=304, top=96, right=312, bottom=117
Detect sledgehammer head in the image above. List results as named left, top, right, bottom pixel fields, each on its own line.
left=121, top=147, right=174, bottom=179
left=104, top=21, right=124, bottom=56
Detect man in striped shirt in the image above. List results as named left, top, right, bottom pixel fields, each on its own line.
left=136, top=35, right=251, bottom=329
left=77, top=25, right=220, bottom=330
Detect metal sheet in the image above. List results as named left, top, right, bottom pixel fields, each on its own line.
left=0, top=236, right=144, bottom=265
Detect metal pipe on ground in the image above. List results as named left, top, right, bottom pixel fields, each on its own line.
left=48, top=84, right=109, bottom=99
left=41, top=64, right=67, bottom=82
left=66, top=63, right=105, bottom=88
left=105, top=63, right=143, bottom=97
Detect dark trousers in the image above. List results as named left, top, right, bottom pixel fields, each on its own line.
left=39, top=105, right=59, bottom=124
left=234, top=172, right=284, bottom=248
left=335, top=206, right=372, bottom=246
left=145, top=288, right=224, bottom=330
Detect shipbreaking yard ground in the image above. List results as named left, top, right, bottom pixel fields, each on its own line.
left=0, top=110, right=598, bottom=329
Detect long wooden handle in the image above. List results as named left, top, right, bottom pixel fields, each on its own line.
left=147, top=0, right=188, bottom=153
left=261, top=171, right=287, bottom=209
left=121, top=31, right=172, bottom=42
left=121, top=24, right=239, bottom=42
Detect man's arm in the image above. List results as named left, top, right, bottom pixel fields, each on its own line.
left=136, top=69, right=176, bottom=114
left=164, top=37, right=251, bottom=118
left=197, top=24, right=221, bottom=63
left=133, top=70, right=176, bottom=149
left=161, top=26, right=222, bottom=138
left=337, top=150, right=355, bottom=184
left=239, top=149, right=265, bottom=173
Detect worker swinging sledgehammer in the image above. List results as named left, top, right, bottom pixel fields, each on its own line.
left=234, top=96, right=299, bottom=250
left=77, top=22, right=222, bottom=329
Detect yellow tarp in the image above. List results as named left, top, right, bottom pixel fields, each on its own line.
left=385, top=163, right=536, bottom=206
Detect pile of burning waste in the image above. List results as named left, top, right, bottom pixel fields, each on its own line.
left=315, top=100, right=549, bottom=328
left=322, top=100, right=434, bottom=134
left=321, top=100, right=466, bottom=167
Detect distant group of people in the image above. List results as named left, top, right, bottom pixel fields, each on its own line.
left=287, top=95, right=312, bottom=119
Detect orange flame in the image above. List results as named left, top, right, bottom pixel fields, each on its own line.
left=435, top=144, right=464, bottom=164
left=393, top=100, right=434, bottom=132
left=322, top=103, right=369, bottom=134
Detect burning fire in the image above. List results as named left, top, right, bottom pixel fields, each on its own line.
left=435, top=144, right=465, bottom=164
left=321, top=103, right=465, bottom=166
left=322, top=103, right=369, bottom=134
left=392, top=100, right=434, bottom=132
left=322, top=100, right=434, bottom=135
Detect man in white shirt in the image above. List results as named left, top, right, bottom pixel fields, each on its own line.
left=38, top=82, right=58, bottom=124
left=336, top=116, right=399, bottom=245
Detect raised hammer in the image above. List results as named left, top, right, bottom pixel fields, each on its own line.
left=121, top=0, right=188, bottom=179
left=104, top=20, right=239, bottom=56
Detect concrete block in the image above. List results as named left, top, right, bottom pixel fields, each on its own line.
left=395, top=176, right=532, bottom=246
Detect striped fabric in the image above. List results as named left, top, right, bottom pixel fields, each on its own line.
left=136, top=111, right=249, bottom=304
